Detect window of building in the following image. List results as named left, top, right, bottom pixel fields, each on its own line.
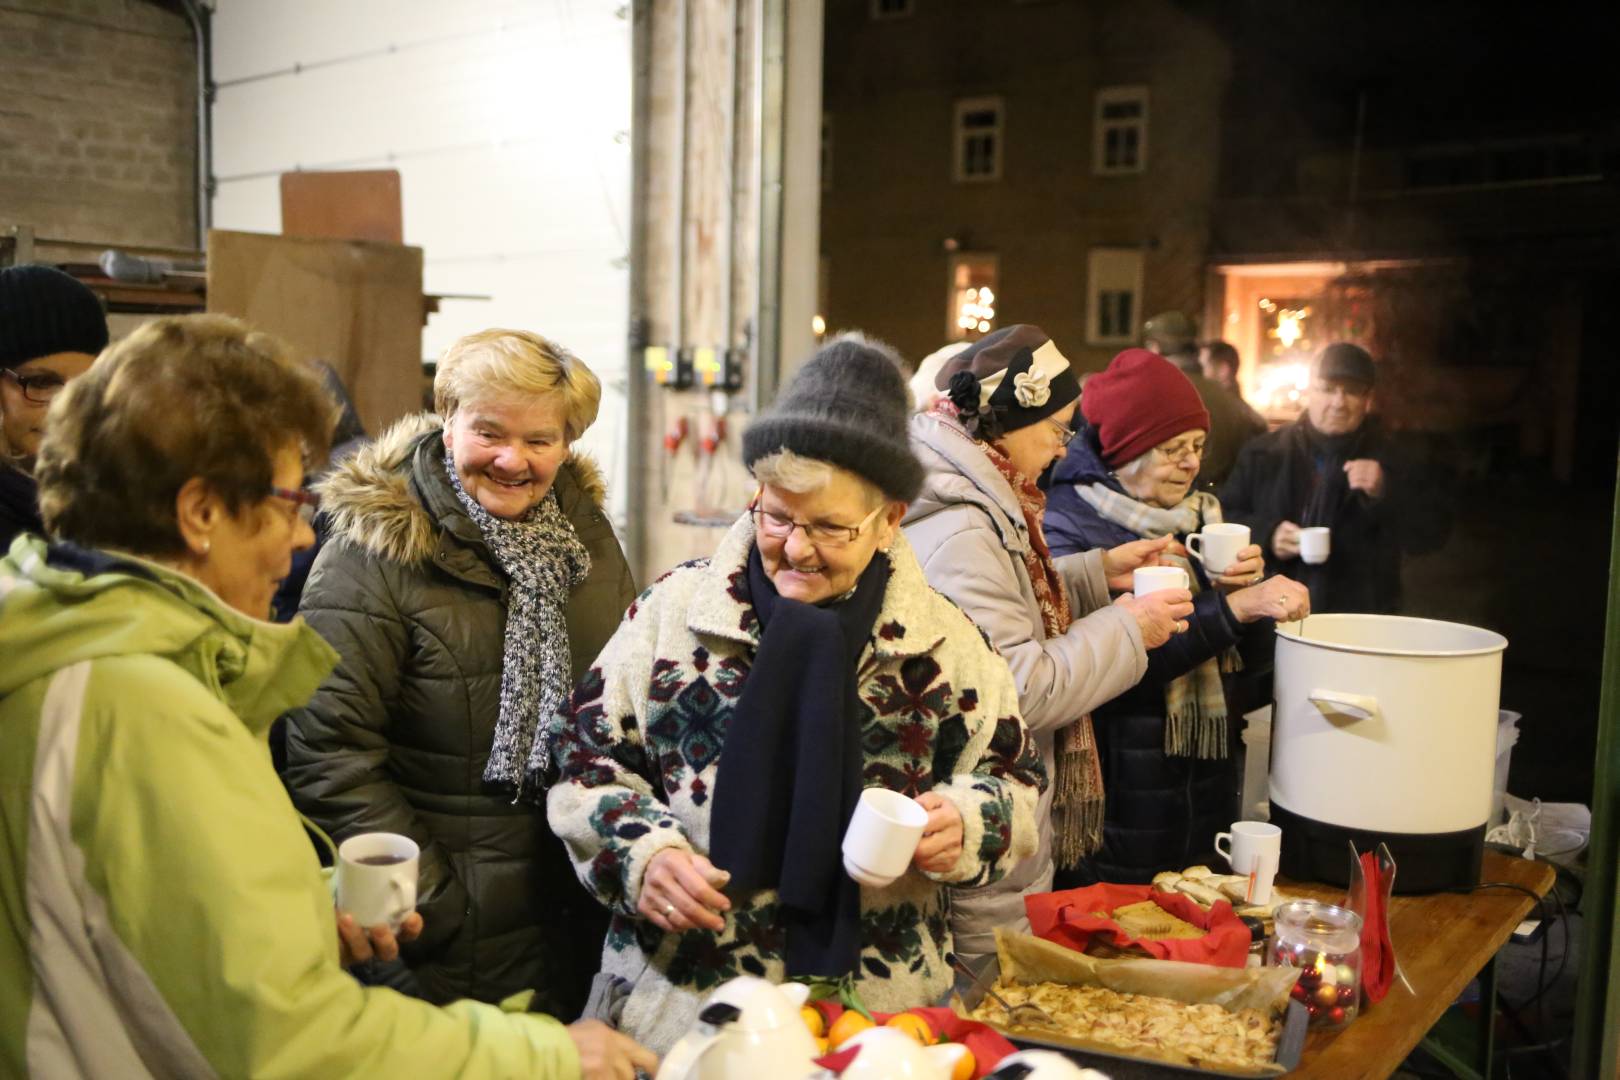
left=954, top=97, right=1003, bottom=183
left=869, top=0, right=914, bottom=20
left=947, top=254, right=999, bottom=342
left=1087, top=248, right=1143, bottom=345
left=1093, top=86, right=1148, bottom=175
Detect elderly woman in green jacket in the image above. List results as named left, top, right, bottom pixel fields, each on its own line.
left=286, top=328, right=637, bottom=1015
left=0, top=314, right=653, bottom=1079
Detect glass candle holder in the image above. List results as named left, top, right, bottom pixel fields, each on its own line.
left=1267, top=900, right=1364, bottom=1030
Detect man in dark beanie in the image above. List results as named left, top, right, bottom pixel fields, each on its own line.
left=0, top=265, right=108, bottom=547
left=1220, top=342, right=1451, bottom=613
left=545, top=330, right=1041, bottom=1049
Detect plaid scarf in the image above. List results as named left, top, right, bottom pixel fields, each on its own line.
left=977, top=436, right=1106, bottom=867
left=1075, top=482, right=1238, bottom=761
left=446, top=451, right=591, bottom=802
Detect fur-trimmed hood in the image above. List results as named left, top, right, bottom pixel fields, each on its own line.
left=315, top=412, right=608, bottom=564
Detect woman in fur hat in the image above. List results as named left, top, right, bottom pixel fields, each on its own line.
left=285, top=329, right=636, bottom=1016
left=902, top=324, right=1195, bottom=962
left=546, top=333, right=1043, bottom=1054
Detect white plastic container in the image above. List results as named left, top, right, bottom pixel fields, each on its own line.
left=1269, top=614, right=1507, bottom=891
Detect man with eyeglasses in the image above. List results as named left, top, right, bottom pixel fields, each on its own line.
left=1220, top=343, right=1451, bottom=614
left=0, top=265, right=107, bottom=547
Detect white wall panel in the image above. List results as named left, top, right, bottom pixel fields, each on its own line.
left=210, top=0, right=631, bottom=508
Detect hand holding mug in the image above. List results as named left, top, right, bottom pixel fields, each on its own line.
left=641, top=848, right=731, bottom=933
left=1114, top=588, right=1194, bottom=647
left=911, top=791, right=964, bottom=874
left=1271, top=521, right=1302, bottom=560
left=1102, top=535, right=1184, bottom=592
left=337, top=909, right=423, bottom=967
left=1212, top=544, right=1266, bottom=590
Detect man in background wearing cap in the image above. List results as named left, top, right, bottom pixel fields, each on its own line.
left=0, top=265, right=108, bottom=547
left=1142, top=311, right=1265, bottom=488
left=1219, top=343, right=1450, bottom=614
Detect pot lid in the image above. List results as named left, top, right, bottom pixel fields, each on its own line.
left=1276, top=614, right=1507, bottom=658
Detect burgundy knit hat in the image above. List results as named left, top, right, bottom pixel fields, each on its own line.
left=1080, top=348, right=1211, bottom=468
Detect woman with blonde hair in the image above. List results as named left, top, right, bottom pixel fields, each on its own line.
left=0, top=315, right=652, bottom=1078
left=287, top=328, right=636, bottom=1015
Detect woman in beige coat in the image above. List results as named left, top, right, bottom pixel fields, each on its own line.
left=902, top=325, right=1193, bottom=962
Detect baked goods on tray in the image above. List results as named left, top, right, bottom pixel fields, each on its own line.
left=968, top=980, right=1281, bottom=1072
left=1153, top=865, right=1302, bottom=921
left=1109, top=899, right=1206, bottom=941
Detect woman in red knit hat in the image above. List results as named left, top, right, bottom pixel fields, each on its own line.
left=1043, top=349, right=1311, bottom=884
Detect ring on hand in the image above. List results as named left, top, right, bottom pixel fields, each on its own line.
left=662, top=902, right=676, bottom=916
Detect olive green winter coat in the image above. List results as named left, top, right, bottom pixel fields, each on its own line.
left=285, top=414, right=636, bottom=1015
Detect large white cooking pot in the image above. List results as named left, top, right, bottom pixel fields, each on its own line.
left=1270, top=614, right=1507, bottom=835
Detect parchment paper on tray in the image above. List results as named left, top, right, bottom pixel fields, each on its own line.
left=950, top=928, right=1300, bottom=1077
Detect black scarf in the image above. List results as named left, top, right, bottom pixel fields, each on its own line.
left=709, top=543, right=892, bottom=977
left=1299, top=418, right=1368, bottom=528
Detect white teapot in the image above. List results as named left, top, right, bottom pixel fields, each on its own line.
left=656, top=977, right=821, bottom=1080
left=986, top=1049, right=1112, bottom=1079
left=835, top=1026, right=967, bottom=1080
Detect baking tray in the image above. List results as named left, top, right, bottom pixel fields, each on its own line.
left=947, top=954, right=1309, bottom=1078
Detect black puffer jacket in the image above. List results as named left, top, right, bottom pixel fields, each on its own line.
left=284, top=414, right=636, bottom=1014
left=1046, top=431, right=1250, bottom=885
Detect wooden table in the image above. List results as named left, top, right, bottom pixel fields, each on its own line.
left=1285, top=850, right=1555, bottom=1079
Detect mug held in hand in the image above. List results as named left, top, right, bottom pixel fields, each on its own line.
left=337, top=832, right=420, bottom=932
left=842, top=788, right=928, bottom=888
left=1186, top=522, right=1251, bottom=575
left=1133, top=565, right=1189, bottom=597
left=1299, top=526, right=1331, bottom=565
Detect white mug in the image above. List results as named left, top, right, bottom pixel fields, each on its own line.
left=336, top=832, right=419, bottom=931
left=1214, top=821, right=1282, bottom=905
left=1299, top=526, right=1331, bottom=565
left=1186, top=522, right=1251, bottom=575
left=842, top=788, right=928, bottom=888
left=1133, top=565, right=1190, bottom=597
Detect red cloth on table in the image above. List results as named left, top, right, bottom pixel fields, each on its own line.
left=1025, top=882, right=1252, bottom=968
left=812, top=1002, right=1017, bottom=1078
left=1358, top=852, right=1396, bottom=1003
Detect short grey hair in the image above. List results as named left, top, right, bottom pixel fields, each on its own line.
left=751, top=448, right=886, bottom=510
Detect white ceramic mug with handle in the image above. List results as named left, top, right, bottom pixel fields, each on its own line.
left=1186, top=522, right=1251, bottom=576
left=1214, top=820, right=1282, bottom=905
left=1299, top=526, right=1331, bottom=565
left=1133, top=565, right=1190, bottom=597
left=842, top=788, right=928, bottom=888
left=336, top=832, right=419, bottom=931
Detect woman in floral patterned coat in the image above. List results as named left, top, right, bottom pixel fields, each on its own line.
left=547, top=335, right=1044, bottom=1054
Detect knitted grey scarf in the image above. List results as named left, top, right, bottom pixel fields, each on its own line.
left=445, top=451, right=591, bottom=802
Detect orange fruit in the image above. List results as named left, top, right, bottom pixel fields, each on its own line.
left=814, top=1036, right=830, bottom=1056
left=801, top=1005, right=826, bottom=1038
left=885, top=1012, right=935, bottom=1046
left=827, top=1009, right=875, bottom=1048
left=950, top=1045, right=976, bottom=1080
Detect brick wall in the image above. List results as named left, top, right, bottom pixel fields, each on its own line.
left=0, top=0, right=198, bottom=249
left=820, top=0, right=1229, bottom=371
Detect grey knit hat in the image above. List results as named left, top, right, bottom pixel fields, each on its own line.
left=0, top=265, right=109, bottom=370
left=743, top=333, right=924, bottom=502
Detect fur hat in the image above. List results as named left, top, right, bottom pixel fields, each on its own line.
left=0, top=265, right=108, bottom=370
left=1313, top=342, right=1376, bottom=387
left=1080, top=348, right=1211, bottom=468
left=743, top=333, right=924, bottom=501
left=936, top=324, right=1080, bottom=439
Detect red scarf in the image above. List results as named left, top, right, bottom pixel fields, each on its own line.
left=978, top=434, right=1106, bottom=866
